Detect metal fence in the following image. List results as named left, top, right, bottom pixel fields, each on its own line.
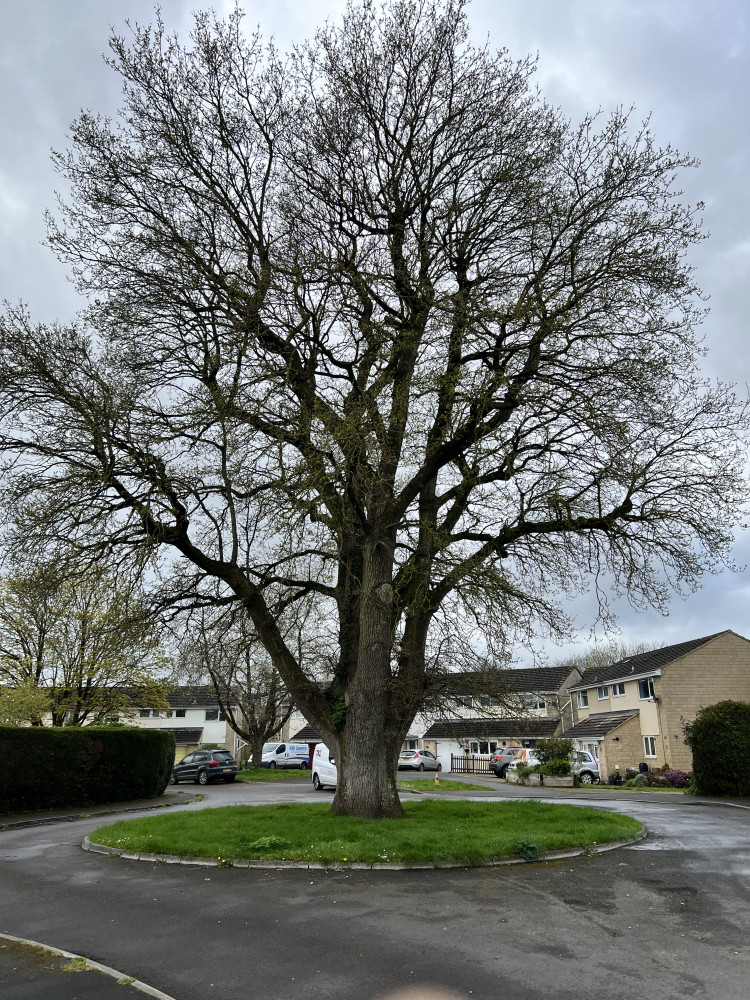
left=450, top=754, right=493, bottom=775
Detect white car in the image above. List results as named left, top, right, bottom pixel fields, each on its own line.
left=311, top=744, right=338, bottom=790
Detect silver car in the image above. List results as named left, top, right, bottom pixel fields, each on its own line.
left=398, top=749, right=442, bottom=772
left=507, top=750, right=600, bottom=784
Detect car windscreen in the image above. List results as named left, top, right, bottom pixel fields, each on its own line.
left=262, top=744, right=278, bottom=753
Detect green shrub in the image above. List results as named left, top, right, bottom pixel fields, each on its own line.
left=533, top=736, right=575, bottom=765
left=542, top=758, right=572, bottom=776
left=516, top=764, right=532, bottom=779
left=0, top=726, right=175, bottom=813
left=632, top=773, right=648, bottom=787
left=683, top=700, right=750, bottom=797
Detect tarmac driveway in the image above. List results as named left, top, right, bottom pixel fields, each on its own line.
left=1, top=781, right=748, bottom=1000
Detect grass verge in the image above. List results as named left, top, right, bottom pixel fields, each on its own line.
left=396, top=779, right=489, bottom=792
left=91, top=800, right=641, bottom=866
left=235, top=767, right=310, bottom=782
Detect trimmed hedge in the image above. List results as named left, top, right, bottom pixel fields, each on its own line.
left=683, top=700, right=750, bottom=797
left=0, top=726, right=175, bottom=813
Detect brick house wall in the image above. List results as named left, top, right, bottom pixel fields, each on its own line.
left=656, top=632, right=750, bottom=772
left=596, top=715, right=644, bottom=778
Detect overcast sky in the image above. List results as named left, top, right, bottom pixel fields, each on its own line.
left=1, top=0, right=748, bottom=663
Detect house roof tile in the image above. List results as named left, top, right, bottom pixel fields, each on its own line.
left=569, top=632, right=730, bottom=690
left=423, top=717, right=560, bottom=740
left=563, top=710, right=640, bottom=739
left=159, top=726, right=204, bottom=745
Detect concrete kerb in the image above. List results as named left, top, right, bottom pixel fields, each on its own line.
left=82, top=826, right=647, bottom=870
left=0, top=932, right=178, bottom=1000
left=0, top=790, right=200, bottom=831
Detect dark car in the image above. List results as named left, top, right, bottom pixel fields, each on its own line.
left=170, top=749, right=238, bottom=785
left=488, top=747, right=521, bottom=778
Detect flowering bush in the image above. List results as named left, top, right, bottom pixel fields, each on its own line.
left=663, top=769, right=690, bottom=788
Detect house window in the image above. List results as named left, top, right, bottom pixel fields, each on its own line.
left=597, top=686, right=609, bottom=700
left=205, top=709, right=218, bottom=721
left=469, top=741, right=497, bottom=755
left=521, top=694, right=546, bottom=711
left=139, top=709, right=159, bottom=718
left=173, top=709, right=186, bottom=718
left=576, top=691, right=589, bottom=709
left=479, top=696, right=499, bottom=708
left=406, top=739, right=418, bottom=750
left=455, top=696, right=473, bottom=708
left=638, top=678, right=655, bottom=700
left=644, top=736, right=657, bottom=757
left=612, top=683, right=625, bottom=698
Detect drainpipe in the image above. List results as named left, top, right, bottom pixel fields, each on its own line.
left=559, top=697, right=573, bottom=733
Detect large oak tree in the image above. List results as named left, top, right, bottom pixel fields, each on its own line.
left=0, top=1, right=746, bottom=817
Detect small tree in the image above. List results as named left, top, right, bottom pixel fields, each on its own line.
left=533, top=736, right=574, bottom=765
left=683, top=701, right=750, bottom=797
left=0, top=681, right=51, bottom=726
left=0, top=561, right=170, bottom=725
left=176, top=607, right=295, bottom=768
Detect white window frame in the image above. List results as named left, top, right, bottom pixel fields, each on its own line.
left=643, top=736, right=657, bottom=757
left=612, top=683, right=625, bottom=698
left=521, top=694, right=546, bottom=711
left=638, top=678, right=655, bottom=701
left=597, top=685, right=609, bottom=700
left=576, top=691, right=589, bottom=709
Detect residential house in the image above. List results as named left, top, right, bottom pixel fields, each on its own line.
left=564, top=630, right=750, bottom=777
left=127, top=686, right=235, bottom=762
left=289, top=665, right=582, bottom=772
left=418, top=665, right=582, bottom=770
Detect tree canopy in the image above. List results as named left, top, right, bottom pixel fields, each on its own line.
left=0, top=0, right=746, bottom=816
left=0, top=562, right=170, bottom=726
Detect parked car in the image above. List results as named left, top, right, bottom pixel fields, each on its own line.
left=261, top=742, right=309, bottom=769
left=398, top=749, right=442, bottom=772
left=506, top=750, right=600, bottom=784
left=488, top=747, right=522, bottom=778
left=311, top=744, right=338, bottom=790
left=170, top=749, right=238, bottom=785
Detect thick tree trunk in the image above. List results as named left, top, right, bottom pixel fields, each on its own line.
left=251, top=738, right=264, bottom=769
left=331, top=700, right=405, bottom=819
left=331, top=534, right=406, bottom=819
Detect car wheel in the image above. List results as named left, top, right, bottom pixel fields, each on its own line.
left=312, top=773, right=323, bottom=791
left=499, top=765, right=508, bottom=779
left=224, top=775, right=236, bottom=783
left=579, top=771, right=596, bottom=784
left=197, top=769, right=209, bottom=785
left=299, top=761, right=308, bottom=769
left=169, top=772, right=178, bottom=785
left=436, top=763, right=442, bottom=772
left=268, top=761, right=276, bottom=769
left=417, top=763, right=424, bottom=771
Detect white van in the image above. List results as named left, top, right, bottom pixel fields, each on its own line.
left=311, top=744, right=338, bottom=790
left=261, top=742, right=310, bottom=769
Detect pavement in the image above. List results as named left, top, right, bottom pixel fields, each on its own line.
left=2, top=776, right=749, bottom=999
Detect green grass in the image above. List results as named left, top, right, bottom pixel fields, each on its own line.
left=397, top=779, right=489, bottom=792
left=235, top=767, right=311, bottom=782
left=90, top=800, right=641, bottom=866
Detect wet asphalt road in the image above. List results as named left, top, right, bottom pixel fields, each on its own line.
left=1, top=779, right=749, bottom=1000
